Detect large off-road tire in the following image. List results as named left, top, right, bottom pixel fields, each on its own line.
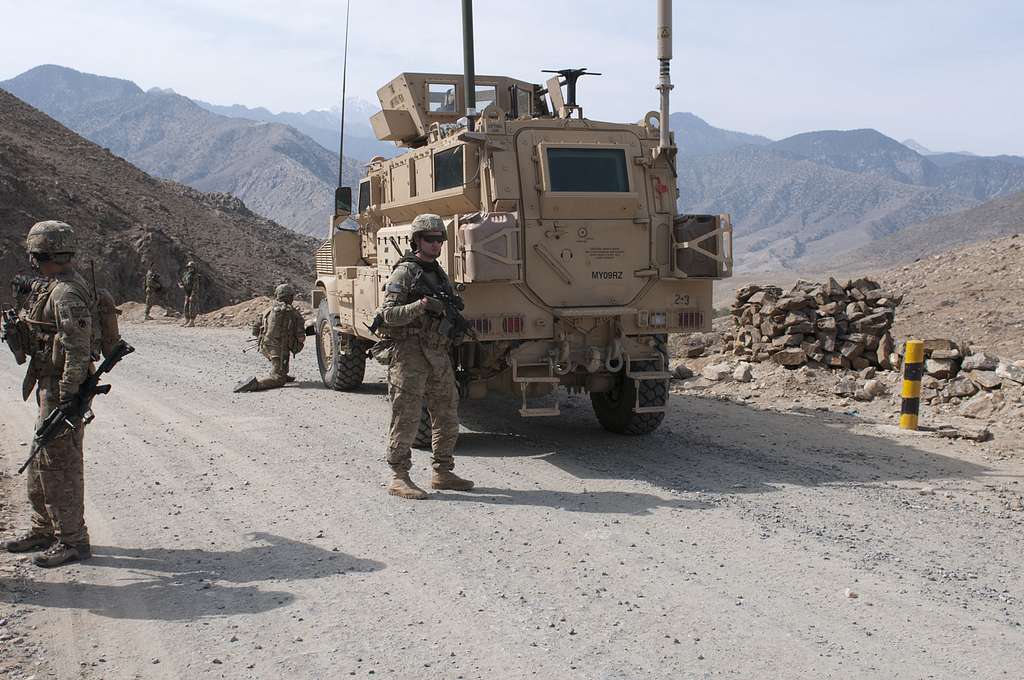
left=316, top=301, right=365, bottom=391
left=590, top=334, right=668, bottom=435
left=412, top=404, right=432, bottom=450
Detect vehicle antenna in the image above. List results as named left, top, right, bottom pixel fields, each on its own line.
left=337, top=0, right=351, bottom=189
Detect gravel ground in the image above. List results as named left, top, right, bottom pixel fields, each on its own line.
left=1, top=321, right=1023, bottom=679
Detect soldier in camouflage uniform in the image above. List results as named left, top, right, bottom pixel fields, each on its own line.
left=1, top=221, right=93, bottom=567
left=143, top=268, right=163, bottom=320
left=179, top=261, right=201, bottom=327
left=379, top=214, right=473, bottom=499
left=234, top=284, right=305, bottom=392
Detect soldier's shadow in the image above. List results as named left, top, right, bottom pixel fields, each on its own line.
left=0, top=532, right=384, bottom=621
left=436, top=487, right=711, bottom=515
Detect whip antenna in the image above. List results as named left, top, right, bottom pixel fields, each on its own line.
left=337, top=0, right=351, bottom=188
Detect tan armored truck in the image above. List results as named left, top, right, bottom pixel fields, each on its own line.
left=312, top=4, right=731, bottom=435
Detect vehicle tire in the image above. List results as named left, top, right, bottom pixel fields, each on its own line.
left=590, top=334, right=668, bottom=435
left=316, top=301, right=365, bottom=391
left=412, top=403, right=432, bottom=450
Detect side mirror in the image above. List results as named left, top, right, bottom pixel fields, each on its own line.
left=334, top=186, right=353, bottom=218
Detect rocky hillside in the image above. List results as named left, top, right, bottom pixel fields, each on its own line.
left=876, top=234, right=1024, bottom=358
left=0, top=89, right=318, bottom=309
left=2, top=65, right=362, bottom=237
left=681, top=129, right=1024, bottom=271
left=194, top=97, right=396, bottom=162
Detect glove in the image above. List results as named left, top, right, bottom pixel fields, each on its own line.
left=423, top=297, right=445, bottom=315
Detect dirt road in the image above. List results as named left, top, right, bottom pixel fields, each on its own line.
left=2, top=323, right=1023, bottom=679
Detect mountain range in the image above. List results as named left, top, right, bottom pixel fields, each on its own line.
left=3, top=63, right=1021, bottom=274
left=1, top=65, right=361, bottom=237
left=0, top=88, right=317, bottom=308
left=679, top=128, right=1024, bottom=270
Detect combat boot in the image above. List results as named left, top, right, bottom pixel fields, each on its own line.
left=388, top=473, right=428, bottom=500
left=233, top=377, right=259, bottom=393
left=33, top=541, right=90, bottom=568
left=4, top=532, right=54, bottom=553
left=431, top=471, right=474, bottom=491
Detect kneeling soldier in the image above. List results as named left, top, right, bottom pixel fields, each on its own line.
left=235, top=284, right=305, bottom=392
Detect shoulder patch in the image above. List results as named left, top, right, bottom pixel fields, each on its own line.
left=386, top=282, right=404, bottom=294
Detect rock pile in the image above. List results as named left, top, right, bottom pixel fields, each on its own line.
left=724, top=278, right=902, bottom=371
left=916, top=340, right=1024, bottom=420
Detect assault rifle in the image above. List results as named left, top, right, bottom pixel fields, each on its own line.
left=417, top=275, right=473, bottom=342
left=18, top=338, right=135, bottom=474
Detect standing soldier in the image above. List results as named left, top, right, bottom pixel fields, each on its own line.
left=178, top=260, right=201, bottom=327
left=378, top=213, right=473, bottom=499
left=234, top=284, right=306, bottom=392
left=2, top=221, right=93, bottom=567
left=143, top=267, right=163, bottom=320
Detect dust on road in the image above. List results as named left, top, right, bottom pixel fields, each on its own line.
left=2, top=323, right=1022, bottom=679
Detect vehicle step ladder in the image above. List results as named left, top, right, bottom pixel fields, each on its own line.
left=510, top=358, right=561, bottom=417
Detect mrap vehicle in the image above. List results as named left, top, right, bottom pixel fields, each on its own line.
left=312, top=0, right=731, bottom=435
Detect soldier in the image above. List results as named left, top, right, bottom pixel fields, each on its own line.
left=234, top=284, right=305, bottom=392
left=1, top=221, right=93, bottom=567
left=378, top=213, right=473, bottom=499
left=143, top=267, right=163, bottom=320
left=178, top=260, right=201, bottom=327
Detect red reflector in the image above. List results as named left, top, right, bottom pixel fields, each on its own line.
left=502, top=316, right=523, bottom=333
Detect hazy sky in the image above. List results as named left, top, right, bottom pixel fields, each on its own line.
left=1, top=0, right=1021, bottom=155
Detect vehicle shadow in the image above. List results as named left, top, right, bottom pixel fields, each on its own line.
left=456, top=392, right=994, bottom=495
left=0, top=532, right=384, bottom=622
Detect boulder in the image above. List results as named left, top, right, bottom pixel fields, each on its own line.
left=959, top=391, right=1004, bottom=419
left=930, top=349, right=961, bottom=360
left=733, top=363, right=753, bottom=382
left=773, top=348, right=807, bottom=367
left=863, top=378, right=887, bottom=397
left=925, top=358, right=956, bottom=379
left=685, top=343, right=706, bottom=358
left=922, top=339, right=958, bottom=354
left=935, top=425, right=992, bottom=442
left=701, top=363, right=734, bottom=381
left=673, top=364, right=694, bottom=380
left=995, top=362, right=1024, bottom=385
left=859, top=367, right=876, bottom=380
left=876, top=333, right=895, bottom=370
left=942, top=376, right=977, bottom=399
left=960, top=352, right=998, bottom=372
left=968, top=370, right=1001, bottom=391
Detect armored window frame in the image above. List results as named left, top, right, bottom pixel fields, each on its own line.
left=427, top=82, right=458, bottom=113
left=357, top=179, right=371, bottom=213
left=433, top=146, right=464, bottom=192
left=542, top=146, right=631, bottom=193
left=515, top=87, right=532, bottom=118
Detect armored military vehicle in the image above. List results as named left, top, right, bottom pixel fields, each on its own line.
left=313, top=0, right=731, bottom=435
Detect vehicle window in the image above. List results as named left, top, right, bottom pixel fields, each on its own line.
left=474, top=85, right=497, bottom=111
left=546, top=148, right=629, bottom=192
left=433, top=146, right=464, bottom=191
left=357, top=179, right=370, bottom=213
left=516, top=88, right=532, bottom=117
left=428, top=83, right=457, bottom=113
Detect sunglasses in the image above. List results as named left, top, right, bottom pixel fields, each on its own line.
left=421, top=235, right=446, bottom=244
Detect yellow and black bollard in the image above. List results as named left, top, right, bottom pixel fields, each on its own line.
left=899, top=340, right=924, bottom=430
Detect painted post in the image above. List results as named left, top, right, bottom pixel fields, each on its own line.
left=899, top=340, right=924, bottom=430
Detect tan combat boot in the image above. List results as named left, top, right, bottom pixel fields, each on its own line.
left=33, top=541, right=90, bottom=568
left=4, top=532, right=54, bottom=553
left=431, top=471, right=474, bottom=491
left=388, top=473, right=428, bottom=500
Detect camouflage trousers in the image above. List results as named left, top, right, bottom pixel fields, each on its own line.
left=144, top=288, right=161, bottom=317
left=386, top=338, right=459, bottom=473
left=255, top=354, right=290, bottom=391
left=27, top=376, right=90, bottom=546
left=183, top=293, right=198, bottom=321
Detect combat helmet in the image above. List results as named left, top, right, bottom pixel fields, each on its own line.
left=26, top=220, right=76, bottom=262
left=410, top=214, right=446, bottom=245
left=274, top=283, right=296, bottom=301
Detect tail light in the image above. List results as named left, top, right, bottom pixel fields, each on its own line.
left=502, top=316, right=524, bottom=333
